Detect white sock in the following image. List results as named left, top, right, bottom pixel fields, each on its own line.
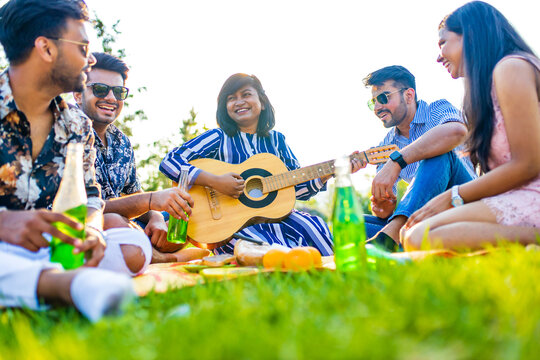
left=70, top=268, right=135, bottom=323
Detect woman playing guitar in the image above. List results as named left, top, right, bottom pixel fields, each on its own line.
left=160, top=73, right=364, bottom=255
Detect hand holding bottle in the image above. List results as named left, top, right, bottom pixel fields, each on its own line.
left=148, top=187, right=193, bottom=221
left=50, top=143, right=88, bottom=269
left=0, top=209, right=84, bottom=252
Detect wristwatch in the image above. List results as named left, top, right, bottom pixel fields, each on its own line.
left=389, top=151, right=407, bottom=169
left=451, top=185, right=464, bottom=207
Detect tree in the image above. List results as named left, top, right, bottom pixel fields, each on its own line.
left=137, top=108, right=207, bottom=191
left=90, top=15, right=204, bottom=190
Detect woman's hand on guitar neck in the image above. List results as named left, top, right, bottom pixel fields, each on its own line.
left=210, top=173, right=245, bottom=198
left=351, top=151, right=367, bottom=174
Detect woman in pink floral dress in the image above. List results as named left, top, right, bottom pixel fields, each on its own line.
left=402, top=1, right=540, bottom=250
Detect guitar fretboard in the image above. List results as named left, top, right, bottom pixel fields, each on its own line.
left=262, top=160, right=335, bottom=193
left=259, top=145, right=394, bottom=194
left=262, top=151, right=375, bottom=193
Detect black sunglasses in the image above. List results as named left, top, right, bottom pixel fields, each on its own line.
left=367, top=88, right=407, bottom=111
left=87, top=83, right=129, bottom=101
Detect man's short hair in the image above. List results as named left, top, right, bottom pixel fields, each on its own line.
left=0, top=0, right=89, bottom=65
left=91, top=52, right=129, bottom=81
left=363, top=65, right=416, bottom=91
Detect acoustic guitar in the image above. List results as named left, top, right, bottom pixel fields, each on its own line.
left=184, top=144, right=398, bottom=249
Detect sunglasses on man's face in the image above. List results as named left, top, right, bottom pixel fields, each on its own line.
left=87, top=83, right=129, bottom=101
left=367, top=88, right=407, bottom=111
left=48, top=37, right=90, bottom=58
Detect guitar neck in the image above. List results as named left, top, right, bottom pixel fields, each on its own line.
left=262, top=152, right=368, bottom=194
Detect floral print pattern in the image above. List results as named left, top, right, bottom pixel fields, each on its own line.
left=93, top=125, right=141, bottom=200
left=0, top=70, right=102, bottom=211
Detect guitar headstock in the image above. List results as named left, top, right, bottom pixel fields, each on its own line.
left=354, top=144, right=399, bottom=165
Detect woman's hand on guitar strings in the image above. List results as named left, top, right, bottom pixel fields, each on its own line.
left=212, top=173, right=245, bottom=199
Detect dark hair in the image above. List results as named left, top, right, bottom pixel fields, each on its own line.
left=440, top=1, right=536, bottom=173
left=363, top=65, right=417, bottom=102
left=216, top=73, right=275, bottom=137
left=91, top=52, right=129, bottom=81
left=0, top=0, right=89, bottom=65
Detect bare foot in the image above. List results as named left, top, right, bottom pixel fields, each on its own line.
left=151, top=247, right=210, bottom=263
left=172, top=247, right=211, bottom=262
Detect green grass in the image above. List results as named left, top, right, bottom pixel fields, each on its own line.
left=2, top=245, right=540, bottom=360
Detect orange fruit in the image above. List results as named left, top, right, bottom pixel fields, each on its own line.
left=304, top=246, right=322, bottom=267
left=263, top=249, right=288, bottom=269
left=284, top=248, right=314, bottom=271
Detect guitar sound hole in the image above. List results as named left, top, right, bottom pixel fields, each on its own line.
left=245, top=177, right=264, bottom=199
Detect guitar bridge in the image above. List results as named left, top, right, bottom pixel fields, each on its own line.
left=205, top=186, right=222, bottom=220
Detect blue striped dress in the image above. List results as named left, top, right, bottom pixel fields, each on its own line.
left=159, top=128, right=334, bottom=255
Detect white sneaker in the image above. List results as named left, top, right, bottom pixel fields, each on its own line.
left=70, top=268, right=135, bottom=322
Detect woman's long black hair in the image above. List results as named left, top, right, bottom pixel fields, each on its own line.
left=216, top=73, right=275, bottom=137
left=440, top=1, right=535, bottom=173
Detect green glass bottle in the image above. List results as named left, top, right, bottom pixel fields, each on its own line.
left=167, top=169, right=189, bottom=244
left=331, top=156, right=367, bottom=271
left=167, top=216, right=188, bottom=244
left=50, top=143, right=87, bottom=270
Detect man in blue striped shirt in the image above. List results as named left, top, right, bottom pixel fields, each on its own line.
left=361, top=66, right=476, bottom=251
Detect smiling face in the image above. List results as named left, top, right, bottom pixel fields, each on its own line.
left=225, top=85, right=264, bottom=133
left=76, top=68, right=124, bottom=128
left=437, top=28, right=464, bottom=79
left=370, top=81, right=409, bottom=129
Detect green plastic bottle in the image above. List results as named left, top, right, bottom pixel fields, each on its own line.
left=50, top=143, right=87, bottom=269
left=331, top=156, right=367, bottom=271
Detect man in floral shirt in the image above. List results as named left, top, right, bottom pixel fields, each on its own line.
left=74, top=52, right=208, bottom=263
left=0, top=0, right=146, bottom=322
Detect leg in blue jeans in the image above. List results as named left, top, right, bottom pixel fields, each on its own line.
left=364, top=215, right=389, bottom=238
left=368, top=152, right=475, bottom=251
left=392, top=151, right=474, bottom=219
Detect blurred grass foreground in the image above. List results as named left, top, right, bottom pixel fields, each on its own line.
left=1, top=244, right=540, bottom=360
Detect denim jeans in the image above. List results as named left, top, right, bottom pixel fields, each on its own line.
left=133, top=211, right=170, bottom=229
left=365, top=151, right=475, bottom=238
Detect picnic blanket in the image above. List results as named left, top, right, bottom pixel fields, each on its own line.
left=133, top=262, right=203, bottom=296
left=133, top=249, right=503, bottom=296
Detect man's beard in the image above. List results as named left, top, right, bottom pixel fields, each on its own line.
left=50, top=57, right=87, bottom=93
left=379, top=100, right=408, bottom=128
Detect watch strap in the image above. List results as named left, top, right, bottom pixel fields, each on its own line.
left=390, top=151, right=407, bottom=169
left=451, top=185, right=464, bottom=207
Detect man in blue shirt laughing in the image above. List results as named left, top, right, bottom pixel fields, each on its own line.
left=362, top=65, right=475, bottom=251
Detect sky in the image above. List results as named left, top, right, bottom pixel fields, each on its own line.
left=5, top=0, right=540, bottom=193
